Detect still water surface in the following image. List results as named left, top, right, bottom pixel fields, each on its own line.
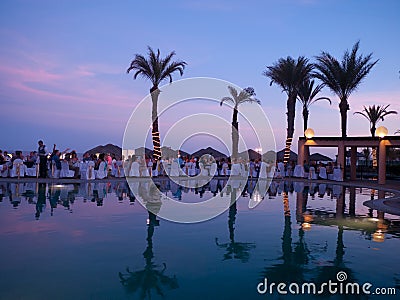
left=0, top=179, right=399, bottom=299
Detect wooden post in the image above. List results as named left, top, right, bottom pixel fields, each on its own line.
left=350, top=146, right=357, bottom=180
left=298, top=139, right=305, bottom=165
left=337, top=141, right=345, bottom=180
left=378, top=140, right=386, bottom=185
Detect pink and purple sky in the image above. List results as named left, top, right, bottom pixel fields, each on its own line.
left=1, top=0, right=399, bottom=157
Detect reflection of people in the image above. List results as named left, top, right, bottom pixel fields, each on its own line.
left=49, top=186, right=61, bottom=215
left=35, top=183, right=46, bottom=219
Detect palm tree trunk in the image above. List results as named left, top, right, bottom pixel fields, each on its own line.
left=150, top=87, right=162, bottom=161
left=371, top=123, right=377, bottom=167
left=303, top=107, right=309, bottom=135
left=232, top=107, right=239, bottom=160
left=284, top=94, right=296, bottom=164
left=303, top=108, right=310, bottom=163
left=371, top=124, right=376, bottom=138
left=339, top=99, right=349, bottom=138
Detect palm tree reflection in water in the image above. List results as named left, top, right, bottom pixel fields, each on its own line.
left=261, top=187, right=360, bottom=295
left=261, top=191, right=310, bottom=283
left=216, top=186, right=256, bottom=262
left=119, top=183, right=178, bottom=299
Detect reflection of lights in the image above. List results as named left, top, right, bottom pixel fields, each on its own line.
left=372, top=230, right=385, bottom=243
left=368, top=218, right=380, bottom=222
left=251, top=190, right=262, bottom=203
left=146, top=218, right=150, bottom=225
left=303, top=213, right=313, bottom=223
left=302, top=222, right=311, bottom=230
left=282, top=192, right=290, bottom=216
left=53, top=184, right=65, bottom=188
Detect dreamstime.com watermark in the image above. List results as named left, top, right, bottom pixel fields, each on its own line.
left=257, top=271, right=397, bottom=296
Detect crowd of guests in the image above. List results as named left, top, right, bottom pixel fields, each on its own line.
left=0, top=141, right=122, bottom=179
left=123, top=154, right=340, bottom=180
left=0, top=140, right=341, bottom=180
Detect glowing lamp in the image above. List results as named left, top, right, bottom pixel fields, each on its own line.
left=375, top=126, right=388, bottom=138
left=301, top=222, right=311, bottom=230
left=304, top=128, right=315, bottom=139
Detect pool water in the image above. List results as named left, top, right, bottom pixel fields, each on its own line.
left=0, top=179, right=399, bottom=299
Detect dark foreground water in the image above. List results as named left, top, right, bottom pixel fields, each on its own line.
left=0, top=179, right=399, bottom=299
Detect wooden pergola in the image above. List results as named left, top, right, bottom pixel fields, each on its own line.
left=297, top=136, right=400, bottom=184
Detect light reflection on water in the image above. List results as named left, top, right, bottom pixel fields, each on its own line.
left=0, top=179, right=399, bottom=299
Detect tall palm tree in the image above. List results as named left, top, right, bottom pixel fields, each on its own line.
left=314, top=41, right=378, bottom=138
left=127, top=47, right=186, bottom=161
left=297, top=79, right=331, bottom=134
left=263, top=56, right=313, bottom=164
left=220, top=86, right=260, bottom=159
left=354, top=104, right=397, bottom=137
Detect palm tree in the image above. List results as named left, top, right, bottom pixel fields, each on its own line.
left=263, top=56, right=313, bottom=164
left=220, top=86, right=260, bottom=159
left=297, top=79, right=331, bottom=134
left=127, top=47, right=186, bottom=161
left=354, top=104, right=397, bottom=137
left=314, top=41, right=378, bottom=138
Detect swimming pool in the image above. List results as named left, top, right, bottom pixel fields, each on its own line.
left=0, top=179, right=399, bottom=299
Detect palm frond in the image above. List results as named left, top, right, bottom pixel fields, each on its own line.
left=297, top=79, right=331, bottom=109
left=127, top=46, right=186, bottom=87
left=221, top=86, right=261, bottom=107
left=314, top=41, right=378, bottom=100
left=227, top=86, right=238, bottom=99
left=220, top=97, right=234, bottom=106
left=354, top=104, right=397, bottom=133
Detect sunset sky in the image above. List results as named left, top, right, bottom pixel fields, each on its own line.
left=1, top=0, right=399, bottom=157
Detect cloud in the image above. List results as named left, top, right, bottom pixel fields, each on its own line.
left=179, top=0, right=239, bottom=12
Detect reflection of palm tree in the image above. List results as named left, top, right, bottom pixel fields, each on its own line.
left=313, top=226, right=359, bottom=299
left=220, top=86, right=260, bottom=159
left=261, top=215, right=308, bottom=283
left=216, top=188, right=255, bottom=262
left=263, top=188, right=360, bottom=295
left=127, top=47, right=186, bottom=161
left=119, top=211, right=178, bottom=299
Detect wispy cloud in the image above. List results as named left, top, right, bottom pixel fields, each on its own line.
left=179, top=0, right=239, bottom=12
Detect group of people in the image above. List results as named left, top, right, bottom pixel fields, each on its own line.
left=123, top=155, right=339, bottom=180
left=0, top=141, right=123, bottom=179
left=0, top=140, right=342, bottom=181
